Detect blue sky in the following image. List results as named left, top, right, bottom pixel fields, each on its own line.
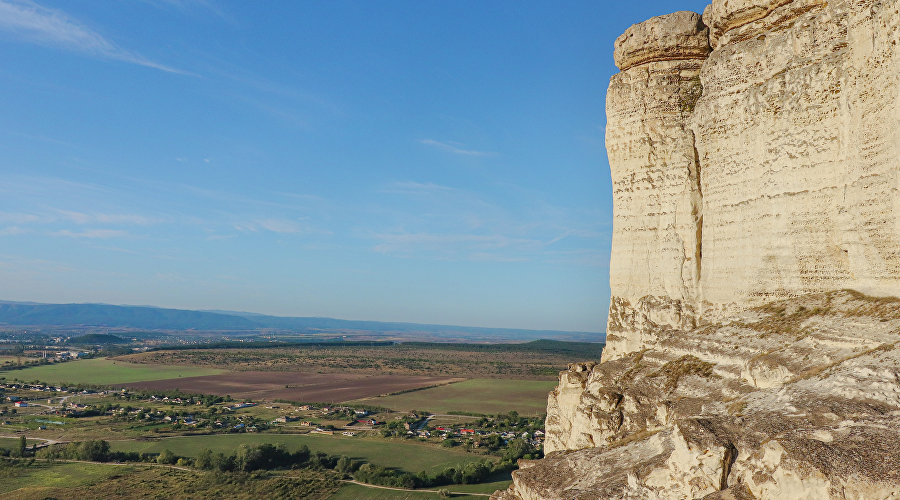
left=0, top=0, right=710, bottom=332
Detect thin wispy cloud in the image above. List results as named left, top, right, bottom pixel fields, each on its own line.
left=55, top=210, right=161, bottom=226
left=367, top=179, right=608, bottom=266
left=0, top=212, right=42, bottom=224
left=0, top=226, right=28, bottom=236
left=372, top=232, right=541, bottom=259
left=0, top=209, right=161, bottom=226
left=0, top=254, right=75, bottom=273
left=0, top=0, right=191, bottom=74
left=234, top=218, right=326, bottom=235
left=380, top=181, right=457, bottom=196
left=419, top=139, right=495, bottom=157
left=54, top=229, right=129, bottom=239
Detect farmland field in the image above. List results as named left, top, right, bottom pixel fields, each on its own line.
left=351, top=378, right=557, bottom=415
left=117, top=340, right=603, bottom=379
left=109, top=433, right=489, bottom=473
left=121, top=371, right=464, bottom=402
left=2, top=358, right=225, bottom=385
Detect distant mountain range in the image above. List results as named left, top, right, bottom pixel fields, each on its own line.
left=0, top=300, right=603, bottom=342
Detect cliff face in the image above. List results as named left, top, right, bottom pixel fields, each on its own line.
left=495, top=1, right=900, bottom=498
left=605, top=12, right=707, bottom=359
left=604, top=0, right=900, bottom=361
left=695, top=0, right=900, bottom=317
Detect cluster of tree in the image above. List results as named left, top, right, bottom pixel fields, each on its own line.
left=192, top=443, right=315, bottom=472
left=0, top=357, right=54, bottom=372
left=350, top=459, right=502, bottom=489
left=9, top=438, right=530, bottom=490
left=380, top=420, right=410, bottom=437
left=474, top=411, right=544, bottom=432
left=32, top=439, right=156, bottom=463
left=115, top=389, right=230, bottom=406
left=0, top=435, right=29, bottom=458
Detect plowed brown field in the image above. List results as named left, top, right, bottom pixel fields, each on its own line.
left=121, top=371, right=463, bottom=403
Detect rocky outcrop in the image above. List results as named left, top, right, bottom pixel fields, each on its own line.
left=496, top=291, right=900, bottom=499
left=605, top=11, right=707, bottom=360
left=496, top=1, right=900, bottom=498
left=604, top=0, right=900, bottom=361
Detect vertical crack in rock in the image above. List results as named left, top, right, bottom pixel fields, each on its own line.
left=690, top=135, right=704, bottom=287
left=719, top=442, right=738, bottom=490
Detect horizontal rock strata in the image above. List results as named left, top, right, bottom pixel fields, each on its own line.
left=604, top=11, right=707, bottom=360
left=604, top=0, right=900, bottom=361
left=496, top=0, right=900, bottom=498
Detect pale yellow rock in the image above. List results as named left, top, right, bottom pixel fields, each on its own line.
left=495, top=1, right=900, bottom=498
left=605, top=0, right=900, bottom=361
left=614, top=11, right=711, bottom=71
left=496, top=292, right=900, bottom=499
left=694, top=0, right=900, bottom=314
left=605, top=12, right=707, bottom=360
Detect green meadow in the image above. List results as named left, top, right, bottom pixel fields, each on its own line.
left=328, top=483, right=490, bottom=499
left=1, top=358, right=224, bottom=385
left=0, top=461, right=128, bottom=496
left=352, top=378, right=556, bottom=416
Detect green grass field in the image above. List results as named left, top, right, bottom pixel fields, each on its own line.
left=110, top=433, right=488, bottom=473
left=0, top=462, right=340, bottom=499
left=1, top=358, right=225, bottom=385
left=444, top=475, right=512, bottom=493
left=0, top=461, right=128, bottom=496
left=0, top=438, right=44, bottom=449
left=352, top=378, right=556, bottom=415
left=328, top=483, right=488, bottom=499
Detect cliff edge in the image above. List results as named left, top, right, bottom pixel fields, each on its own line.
left=495, top=1, right=900, bottom=498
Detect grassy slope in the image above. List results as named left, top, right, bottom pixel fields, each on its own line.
left=110, top=433, right=488, bottom=473
left=328, top=483, right=484, bottom=499
left=1, top=358, right=225, bottom=385
left=352, top=378, right=556, bottom=415
left=0, top=438, right=43, bottom=449
left=1, top=463, right=339, bottom=500
left=446, top=475, right=512, bottom=493
left=0, top=461, right=126, bottom=495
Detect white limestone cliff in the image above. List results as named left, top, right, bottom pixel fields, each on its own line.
left=604, top=11, right=708, bottom=361
left=604, top=0, right=900, bottom=362
left=495, top=1, right=900, bottom=498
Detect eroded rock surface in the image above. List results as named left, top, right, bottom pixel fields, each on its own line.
left=496, top=292, right=900, bottom=499
left=695, top=0, right=900, bottom=315
left=605, top=12, right=707, bottom=361
left=496, top=0, right=900, bottom=498
left=604, top=0, right=900, bottom=362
